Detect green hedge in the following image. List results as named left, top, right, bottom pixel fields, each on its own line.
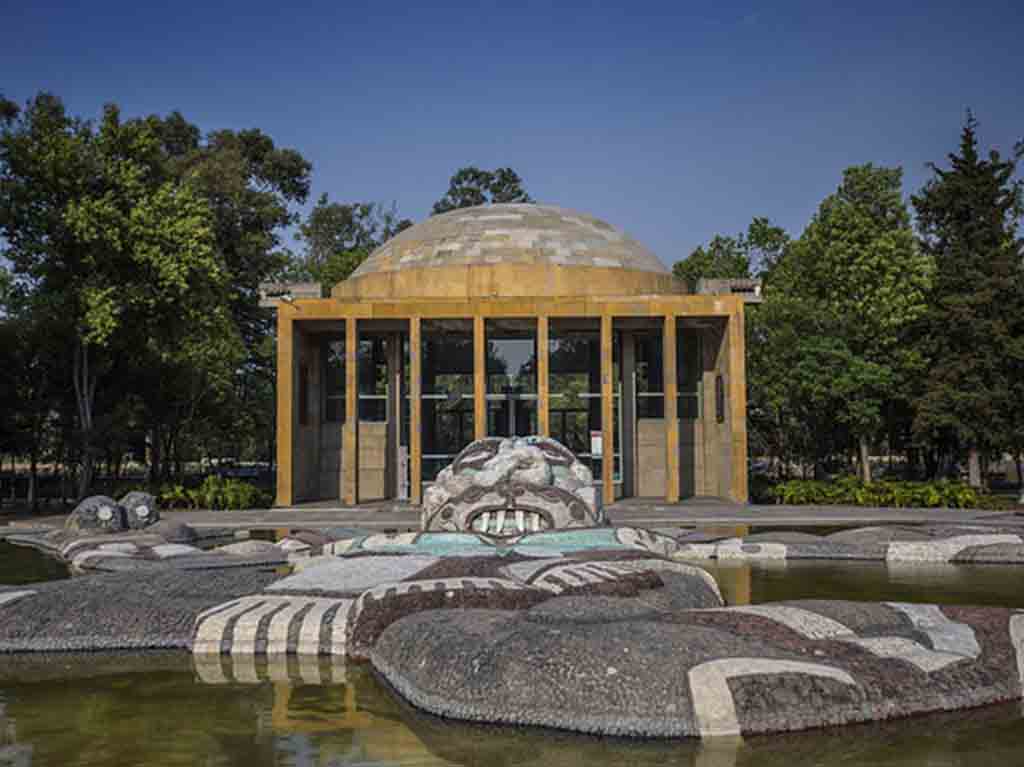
left=157, top=476, right=271, bottom=511
left=770, top=477, right=992, bottom=508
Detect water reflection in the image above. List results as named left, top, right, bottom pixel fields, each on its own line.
left=0, top=645, right=1023, bottom=767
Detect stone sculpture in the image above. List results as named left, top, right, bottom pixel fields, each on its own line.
left=421, top=436, right=604, bottom=536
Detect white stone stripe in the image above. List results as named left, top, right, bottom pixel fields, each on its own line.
left=267, top=657, right=292, bottom=682
left=265, top=600, right=310, bottom=657
left=329, top=601, right=353, bottom=656
left=0, top=590, right=34, bottom=608
left=193, top=599, right=265, bottom=655
left=297, top=601, right=334, bottom=655
left=1010, top=614, right=1024, bottom=694
left=886, top=603, right=981, bottom=657
left=195, top=599, right=241, bottom=623
left=688, top=658, right=858, bottom=737
left=621, top=559, right=724, bottom=602
left=702, top=605, right=853, bottom=640
left=886, top=535, right=1020, bottom=563
left=839, top=636, right=966, bottom=672
left=232, top=652, right=260, bottom=684
left=230, top=601, right=283, bottom=656
left=193, top=654, right=228, bottom=684
left=297, top=654, right=323, bottom=684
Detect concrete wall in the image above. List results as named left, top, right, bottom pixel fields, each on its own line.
left=637, top=418, right=667, bottom=497
left=358, top=421, right=388, bottom=501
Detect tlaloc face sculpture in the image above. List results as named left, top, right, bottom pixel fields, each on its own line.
left=421, top=436, right=606, bottom=536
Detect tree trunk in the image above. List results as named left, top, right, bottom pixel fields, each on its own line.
left=859, top=436, right=872, bottom=484
left=1016, top=451, right=1023, bottom=491
left=72, top=342, right=98, bottom=499
left=149, top=426, right=162, bottom=485
left=967, top=446, right=982, bottom=488
left=28, top=449, right=38, bottom=514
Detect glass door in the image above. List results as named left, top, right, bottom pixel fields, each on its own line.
left=486, top=319, right=537, bottom=437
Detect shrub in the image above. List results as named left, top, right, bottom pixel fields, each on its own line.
left=770, top=477, right=987, bottom=509
left=154, top=477, right=270, bottom=511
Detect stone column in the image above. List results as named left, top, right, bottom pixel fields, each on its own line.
left=601, top=314, right=614, bottom=506
left=274, top=308, right=294, bottom=507
left=385, top=332, right=401, bottom=500
left=342, top=318, right=358, bottom=505
left=663, top=315, right=680, bottom=503
left=474, top=315, right=486, bottom=440
left=410, top=317, right=423, bottom=506
left=621, top=331, right=636, bottom=498
left=537, top=316, right=550, bottom=437
left=728, top=303, right=749, bottom=503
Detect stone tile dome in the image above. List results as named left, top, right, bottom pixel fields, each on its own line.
left=334, top=203, right=682, bottom=300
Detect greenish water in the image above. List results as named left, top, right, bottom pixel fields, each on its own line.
left=0, top=542, right=68, bottom=585
left=3, top=544, right=1024, bottom=764
left=2, top=659, right=1023, bottom=766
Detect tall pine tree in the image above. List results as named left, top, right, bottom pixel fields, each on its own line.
left=912, top=114, right=1024, bottom=487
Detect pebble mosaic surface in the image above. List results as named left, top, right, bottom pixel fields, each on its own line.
left=7, top=503, right=1024, bottom=738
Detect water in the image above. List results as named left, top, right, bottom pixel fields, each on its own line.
left=0, top=542, right=68, bottom=586
left=2, top=543, right=1024, bottom=765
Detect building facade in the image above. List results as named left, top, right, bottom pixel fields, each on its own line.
left=267, top=203, right=753, bottom=507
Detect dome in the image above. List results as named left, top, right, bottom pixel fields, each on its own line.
left=333, top=203, right=682, bottom=300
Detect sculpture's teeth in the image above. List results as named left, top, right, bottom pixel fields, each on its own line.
left=516, top=510, right=525, bottom=532
left=480, top=512, right=491, bottom=533
left=494, top=509, right=506, bottom=535
left=531, top=513, right=541, bottom=532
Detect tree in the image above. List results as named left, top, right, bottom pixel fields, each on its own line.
left=0, top=95, right=236, bottom=495
left=294, top=195, right=411, bottom=291
left=911, top=114, right=1024, bottom=487
left=752, top=166, right=932, bottom=482
left=431, top=166, right=532, bottom=214
left=672, top=217, right=786, bottom=291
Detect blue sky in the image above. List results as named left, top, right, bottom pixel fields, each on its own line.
left=3, top=0, right=1022, bottom=266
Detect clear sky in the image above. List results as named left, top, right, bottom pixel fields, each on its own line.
left=3, top=0, right=1022, bottom=266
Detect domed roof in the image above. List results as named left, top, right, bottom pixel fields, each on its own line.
left=334, top=203, right=681, bottom=300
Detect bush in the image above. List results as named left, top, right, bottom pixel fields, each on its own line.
left=770, top=477, right=992, bottom=509
left=155, top=477, right=270, bottom=511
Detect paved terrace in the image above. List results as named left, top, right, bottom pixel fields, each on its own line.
left=4, top=499, right=1023, bottom=534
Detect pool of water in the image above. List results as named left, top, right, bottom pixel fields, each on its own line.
left=1, top=658, right=1023, bottom=766
left=0, top=541, right=68, bottom=586
left=3, top=540, right=1024, bottom=765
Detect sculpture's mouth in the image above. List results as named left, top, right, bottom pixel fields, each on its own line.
left=469, top=509, right=552, bottom=536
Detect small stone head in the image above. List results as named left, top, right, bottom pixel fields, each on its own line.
left=421, top=436, right=605, bottom=537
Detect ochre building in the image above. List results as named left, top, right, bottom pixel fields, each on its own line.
left=267, top=203, right=755, bottom=508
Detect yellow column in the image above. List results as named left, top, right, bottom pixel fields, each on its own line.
left=274, top=308, right=294, bottom=507
left=410, top=317, right=422, bottom=505
left=537, top=316, right=549, bottom=437
left=728, top=302, right=750, bottom=503
left=600, top=314, right=614, bottom=506
left=342, top=317, right=358, bottom=505
left=474, top=315, right=486, bottom=439
left=663, top=315, right=680, bottom=503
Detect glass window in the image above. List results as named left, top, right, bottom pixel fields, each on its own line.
left=323, top=338, right=345, bottom=423
left=420, top=319, right=475, bottom=482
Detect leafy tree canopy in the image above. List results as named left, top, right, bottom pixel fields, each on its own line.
left=911, top=113, right=1024, bottom=473
left=431, top=166, right=532, bottom=214
left=292, top=195, right=411, bottom=291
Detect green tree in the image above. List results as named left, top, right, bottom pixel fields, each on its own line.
left=294, top=196, right=411, bottom=292
left=672, top=235, right=750, bottom=291
left=0, top=94, right=251, bottom=494
left=431, top=166, right=532, bottom=214
left=911, top=114, right=1024, bottom=487
left=672, top=217, right=787, bottom=291
left=753, top=166, right=932, bottom=482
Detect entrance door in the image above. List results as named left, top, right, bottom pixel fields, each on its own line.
left=485, top=320, right=538, bottom=438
